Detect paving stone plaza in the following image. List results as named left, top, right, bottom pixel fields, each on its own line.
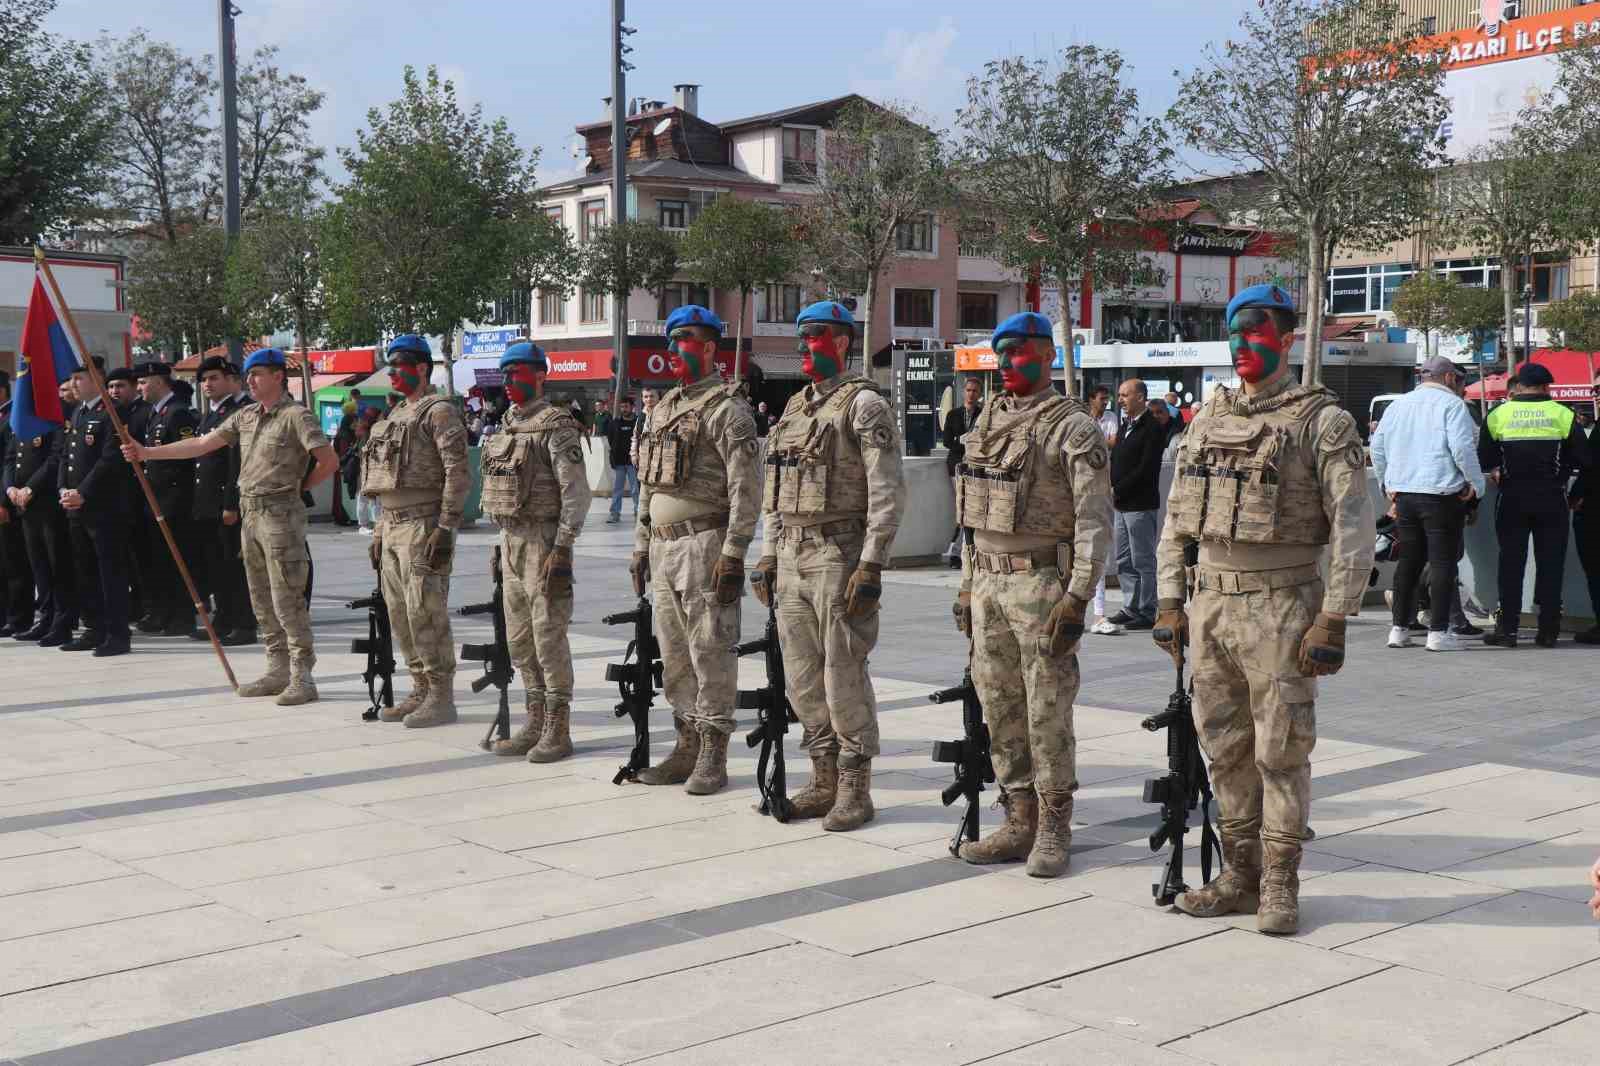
left=2, top=515, right=1599, bottom=1066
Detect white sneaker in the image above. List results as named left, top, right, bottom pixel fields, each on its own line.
left=358, top=527, right=373, bottom=536
left=1425, top=630, right=1462, bottom=652
left=1090, top=618, right=1123, bottom=636
left=1386, top=626, right=1414, bottom=648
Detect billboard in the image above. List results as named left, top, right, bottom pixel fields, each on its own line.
left=1442, top=52, right=1558, bottom=158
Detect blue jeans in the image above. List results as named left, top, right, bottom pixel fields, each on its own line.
left=610, top=465, right=638, bottom=516
left=1114, top=508, right=1158, bottom=622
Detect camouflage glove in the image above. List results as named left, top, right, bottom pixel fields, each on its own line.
left=629, top=550, right=650, bottom=598
left=422, top=527, right=454, bottom=571
left=711, top=554, right=744, bottom=606
left=369, top=531, right=383, bottom=572
left=953, top=584, right=972, bottom=635
left=750, top=555, right=778, bottom=607
left=1297, top=612, right=1346, bottom=677
left=542, top=545, right=574, bottom=598
left=1152, top=598, right=1188, bottom=667
left=843, top=562, right=883, bottom=620
left=1041, top=592, right=1088, bottom=657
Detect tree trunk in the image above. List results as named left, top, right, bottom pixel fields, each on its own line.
left=859, top=279, right=875, bottom=384
left=1502, top=252, right=1518, bottom=377
left=734, top=286, right=747, bottom=385
left=440, top=330, right=456, bottom=397
left=1303, top=224, right=1328, bottom=386
left=296, top=315, right=314, bottom=406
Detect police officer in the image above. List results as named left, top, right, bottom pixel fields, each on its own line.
left=479, top=341, right=591, bottom=761
left=191, top=356, right=254, bottom=646
left=133, top=361, right=200, bottom=635
left=105, top=366, right=153, bottom=625
left=1154, top=285, right=1373, bottom=935
left=1479, top=361, right=1591, bottom=648
left=124, top=348, right=338, bottom=702
left=629, top=306, right=761, bottom=793
left=950, top=312, right=1112, bottom=877
left=4, top=373, right=76, bottom=644
left=752, top=301, right=906, bottom=830
left=0, top=372, right=36, bottom=636
left=59, top=356, right=136, bottom=657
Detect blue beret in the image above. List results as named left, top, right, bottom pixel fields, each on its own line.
left=386, top=334, right=432, bottom=362
left=1226, top=284, right=1296, bottom=323
left=1516, top=361, right=1554, bottom=387
left=992, top=311, right=1054, bottom=347
left=499, top=341, right=548, bottom=370
left=796, top=300, right=855, bottom=330
left=243, top=348, right=287, bottom=372
left=664, top=304, right=724, bottom=337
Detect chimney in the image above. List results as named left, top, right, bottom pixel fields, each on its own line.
left=673, top=83, right=700, bottom=116
left=602, top=96, right=612, bottom=120
left=628, top=97, right=640, bottom=116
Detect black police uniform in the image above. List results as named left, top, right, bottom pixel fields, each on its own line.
left=58, top=394, right=135, bottom=653
left=191, top=391, right=253, bottom=641
left=138, top=389, right=201, bottom=634
left=123, top=394, right=155, bottom=623
left=2, top=416, right=76, bottom=642
left=1570, top=431, right=1600, bottom=642
left=0, top=397, right=35, bottom=634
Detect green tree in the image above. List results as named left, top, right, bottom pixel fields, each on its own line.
left=680, top=197, right=802, bottom=364
left=233, top=45, right=327, bottom=216
left=576, top=219, right=680, bottom=320
left=1389, top=272, right=1461, bottom=357
left=125, top=226, right=231, bottom=356
left=1170, top=0, right=1449, bottom=383
left=1542, top=291, right=1600, bottom=355
left=504, top=207, right=579, bottom=338
left=227, top=191, right=326, bottom=399
left=1445, top=283, right=1507, bottom=362
left=0, top=0, right=114, bottom=243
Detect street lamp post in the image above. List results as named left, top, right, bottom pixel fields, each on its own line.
left=1522, top=251, right=1534, bottom=374
left=609, top=0, right=633, bottom=416
left=218, top=0, right=243, bottom=365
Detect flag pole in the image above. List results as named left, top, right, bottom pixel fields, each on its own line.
left=32, top=247, right=238, bottom=691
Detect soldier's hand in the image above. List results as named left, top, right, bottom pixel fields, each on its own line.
left=1152, top=599, right=1188, bottom=667
left=843, top=562, right=882, bottom=620
left=710, top=554, right=744, bottom=606
left=542, top=545, right=574, bottom=598
left=59, top=489, right=83, bottom=511
left=1041, top=592, right=1087, bottom=657
left=423, top=527, right=454, bottom=571
left=369, top=532, right=383, bottom=572
left=953, top=586, right=972, bottom=635
left=629, top=550, right=650, bottom=598
left=750, top=555, right=777, bottom=607
left=221, top=509, right=239, bottom=527
left=120, top=441, right=146, bottom=463
left=1297, top=612, right=1346, bottom=677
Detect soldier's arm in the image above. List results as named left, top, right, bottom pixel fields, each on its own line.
left=548, top=426, right=591, bottom=547
left=1059, top=414, right=1112, bottom=602
left=1156, top=420, right=1198, bottom=602
left=133, top=430, right=230, bottom=462
left=288, top=409, right=336, bottom=491
left=852, top=389, right=906, bottom=566
left=1314, top=408, right=1375, bottom=617
left=428, top=402, right=472, bottom=529
left=714, top=399, right=761, bottom=560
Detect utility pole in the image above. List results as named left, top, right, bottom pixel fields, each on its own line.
left=218, top=0, right=243, bottom=365
left=609, top=0, right=634, bottom=414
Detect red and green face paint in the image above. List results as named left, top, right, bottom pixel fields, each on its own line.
left=388, top=359, right=425, bottom=397
left=798, top=324, right=843, bottom=382
left=668, top=328, right=713, bottom=382
left=503, top=364, right=541, bottom=405
left=1229, top=309, right=1286, bottom=384
left=997, top=336, right=1049, bottom=394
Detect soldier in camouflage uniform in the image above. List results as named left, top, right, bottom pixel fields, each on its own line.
left=479, top=341, right=592, bottom=762
left=125, top=348, right=337, bottom=702
left=364, top=335, right=471, bottom=729
left=1154, top=285, right=1373, bottom=935
left=951, top=312, right=1112, bottom=877
left=752, top=301, right=906, bottom=831
left=630, top=305, right=760, bottom=795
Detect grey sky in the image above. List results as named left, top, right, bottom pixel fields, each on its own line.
left=48, top=0, right=1256, bottom=187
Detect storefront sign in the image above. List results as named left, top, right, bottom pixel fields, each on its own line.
left=627, top=347, right=747, bottom=382
left=307, top=348, right=377, bottom=374
left=462, top=328, right=522, bottom=357
left=1173, top=232, right=1251, bottom=256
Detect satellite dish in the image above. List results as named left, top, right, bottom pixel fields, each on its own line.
left=652, top=118, right=672, bottom=135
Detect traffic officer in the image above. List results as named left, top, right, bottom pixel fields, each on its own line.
left=629, top=306, right=761, bottom=793
left=124, top=348, right=338, bottom=702
left=950, top=312, right=1112, bottom=877
left=479, top=341, right=591, bottom=761
left=1479, top=361, right=1590, bottom=647
left=752, top=300, right=906, bottom=831
left=4, top=373, right=76, bottom=644
left=365, top=334, right=470, bottom=728
left=1154, top=284, right=1373, bottom=935
left=0, top=372, right=35, bottom=636
left=133, top=361, right=200, bottom=636
left=191, top=356, right=254, bottom=646
left=58, top=356, right=136, bottom=657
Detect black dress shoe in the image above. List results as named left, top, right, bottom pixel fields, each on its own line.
left=93, top=640, right=132, bottom=658
left=220, top=630, right=258, bottom=647
left=1535, top=631, right=1559, bottom=649
left=1106, top=610, right=1137, bottom=626
left=61, top=632, right=104, bottom=652
left=0, top=622, right=14, bottom=638
left=38, top=629, right=72, bottom=648
left=14, top=623, right=49, bottom=642
left=188, top=627, right=212, bottom=642
left=1122, top=617, right=1156, bottom=631
left=1482, top=631, right=1518, bottom=648
left=1450, top=623, right=1484, bottom=637
left=135, top=616, right=167, bottom=635
left=162, top=619, right=194, bottom=637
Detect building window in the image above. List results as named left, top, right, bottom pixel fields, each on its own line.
left=958, top=222, right=995, bottom=258
left=580, top=200, right=606, bottom=242
left=545, top=205, right=563, bottom=228
left=895, top=213, right=935, bottom=253
left=1514, top=254, right=1569, bottom=304
left=957, top=292, right=997, bottom=332
left=783, top=127, right=818, bottom=184
left=893, top=288, right=935, bottom=328
left=1102, top=304, right=1172, bottom=343
left=581, top=289, right=607, bottom=323
left=658, top=199, right=687, bottom=230
left=1173, top=305, right=1225, bottom=342
left=1419, top=15, right=1436, bottom=34
left=1325, top=263, right=1418, bottom=315
left=755, top=283, right=804, bottom=323
left=657, top=282, right=711, bottom=319
left=486, top=289, right=530, bottom=328
left=538, top=290, right=566, bottom=326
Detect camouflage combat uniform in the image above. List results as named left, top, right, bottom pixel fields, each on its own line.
left=363, top=385, right=470, bottom=726
left=480, top=399, right=591, bottom=759
left=957, top=389, right=1112, bottom=874
left=1158, top=375, right=1372, bottom=927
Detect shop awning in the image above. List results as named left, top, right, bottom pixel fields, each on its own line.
left=288, top=373, right=363, bottom=400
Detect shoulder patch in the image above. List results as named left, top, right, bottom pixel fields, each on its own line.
left=566, top=447, right=583, bottom=465
left=1316, top=408, right=1361, bottom=453
left=1086, top=442, right=1108, bottom=469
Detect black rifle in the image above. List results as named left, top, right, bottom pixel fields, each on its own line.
left=1141, top=648, right=1223, bottom=907
left=458, top=546, right=514, bottom=752
left=603, top=595, right=663, bottom=784
left=929, top=654, right=996, bottom=856
left=348, top=586, right=395, bottom=722
left=734, top=599, right=795, bottom=821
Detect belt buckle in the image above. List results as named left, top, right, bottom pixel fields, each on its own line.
left=1220, top=571, right=1240, bottom=594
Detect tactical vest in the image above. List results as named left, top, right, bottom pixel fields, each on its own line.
left=638, top=381, right=740, bottom=506
left=480, top=405, right=574, bottom=523
left=362, top=393, right=449, bottom=495
left=762, top=377, right=873, bottom=517
left=1167, top=385, right=1336, bottom=546
left=956, top=393, right=1083, bottom=538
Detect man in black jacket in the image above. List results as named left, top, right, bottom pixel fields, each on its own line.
left=58, top=357, right=135, bottom=656
left=134, top=361, right=200, bottom=635
left=4, top=379, right=76, bottom=644
left=941, top=376, right=982, bottom=567
left=1109, top=378, right=1163, bottom=629
left=191, top=357, right=255, bottom=645
left=0, top=373, right=35, bottom=636
left=605, top=394, right=638, bottom=524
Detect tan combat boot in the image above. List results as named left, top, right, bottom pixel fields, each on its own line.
left=1175, top=827, right=1262, bottom=918
left=786, top=752, right=838, bottom=819
left=493, top=696, right=545, bottom=757
left=635, top=716, right=699, bottom=785
left=528, top=702, right=573, bottom=763
left=237, top=653, right=289, bottom=698
left=404, top=675, right=458, bottom=728
left=685, top=727, right=729, bottom=796
left=958, top=789, right=1037, bottom=864
left=381, top=674, right=429, bottom=722
left=275, top=662, right=319, bottom=706
left=1027, top=790, right=1074, bottom=878
left=1257, top=839, right=1303, bottom=935
left=823, top=756, right=875, bottom=832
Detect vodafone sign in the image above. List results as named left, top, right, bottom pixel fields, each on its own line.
left=628, top=348, right=747, bottom=381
